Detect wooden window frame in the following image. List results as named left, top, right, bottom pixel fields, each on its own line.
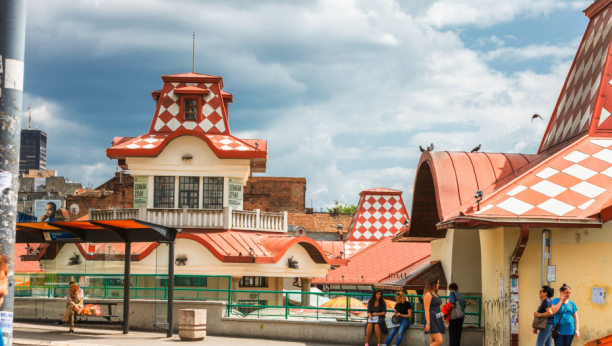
left=181, top=96, right=201, bottom=122
left=239, top=276, right=268, bottom=288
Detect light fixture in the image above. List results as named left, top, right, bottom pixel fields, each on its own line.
left=288, top=256, right=299, bottom=270
left=182, top=155, right=193, bottom=161
left=475, top=190, right=484, bottom=210
left=175, top=257, right=187, bottom=266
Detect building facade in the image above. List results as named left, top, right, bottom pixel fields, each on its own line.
left=19, top=129, right=47, bottom=174
left=398, top=1, right=612, bottom=344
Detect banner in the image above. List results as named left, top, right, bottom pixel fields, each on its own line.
left=34, top=199, right=61, bottom=222
left=228, top=178, right=244, bottom=210
left=133, top=176, right=149, bottom=208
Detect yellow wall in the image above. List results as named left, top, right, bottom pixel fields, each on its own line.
left=430, top=228, right=482, bottom=295
left=515, top=226, right=612, bottom=346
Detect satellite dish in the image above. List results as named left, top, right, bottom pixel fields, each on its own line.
left=70, top=204, right=80, bottom=215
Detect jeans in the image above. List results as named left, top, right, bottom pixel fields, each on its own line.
left=385, top=316, right=410, bottom=346
left=554, top=334, right=574, bottom=346
left=449, top=317, right=464, bottom=346
left=536, top=324, right=553, bottom=346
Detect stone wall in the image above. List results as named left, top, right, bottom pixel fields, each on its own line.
left=15, top=297, right=484, bottom=345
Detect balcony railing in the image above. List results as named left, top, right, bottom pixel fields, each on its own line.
left=89, top=206, right=288, bottom=232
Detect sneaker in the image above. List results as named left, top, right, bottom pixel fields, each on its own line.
left=55, top=321, right=63, bottom=326
left=68, top=330, right=74, bottom=334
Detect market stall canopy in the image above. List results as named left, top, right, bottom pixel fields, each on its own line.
left=16, top=220, right=178, bottom=244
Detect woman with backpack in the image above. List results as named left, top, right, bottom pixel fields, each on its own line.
left=533, top=285, right=554, bottom=346
left=551, top=284, right=579, bottom=346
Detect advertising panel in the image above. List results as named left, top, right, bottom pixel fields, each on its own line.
left=34, top=199, right=62, bottom=222
left=133, top=176, right=149, bottom=208
left=228, top=177, right=244, bottom=210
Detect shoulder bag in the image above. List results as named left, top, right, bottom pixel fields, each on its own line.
left=551, top=301, right=568, bottom=339
left=532, top=299, right=549, bottom=330
left=450, top=292, right=464, bottom=320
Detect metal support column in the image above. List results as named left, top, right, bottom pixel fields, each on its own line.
left=123, top=242, right=131, bottom=334
left=167, top=241, right=175, bottom=337
left=0, top=2, right=27, bottom=346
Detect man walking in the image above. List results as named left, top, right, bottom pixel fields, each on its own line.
left=55, top=281, right=83, bottom=334
left=448, top=283, right=465, bottom=346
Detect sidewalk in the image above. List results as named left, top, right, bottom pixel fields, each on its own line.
left=13, top=323, right=353, bottom=346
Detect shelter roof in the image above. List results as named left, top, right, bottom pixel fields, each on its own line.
left=313, top=237, right=430, bottom=285
left=14, top=244, right=44, bottom=273
left=346, top=188, right=410, bottom=241
left=375, top=260, right=447, bottom=290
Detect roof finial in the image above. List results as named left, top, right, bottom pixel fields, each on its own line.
left=192, top=30, right=195, bottom=73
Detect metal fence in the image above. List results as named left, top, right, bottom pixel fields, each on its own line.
left=15, top=273, right=481, bottom=327
left=227, top=290, right=481, bottom=327
left=15, top=273, right=231, bottom=301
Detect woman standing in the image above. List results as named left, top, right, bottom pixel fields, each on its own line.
left=384, top=291, right=412, bottom=346
left=365, top=289, right=388, bottom=346
left=533, top=285, right=554, bottom=346
left=423, top=277, right=444, bottom=346
left=551, top=284, right=579, bottom=346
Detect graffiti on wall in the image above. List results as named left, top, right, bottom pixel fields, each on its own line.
left=484, top=293, right=512, bottom=346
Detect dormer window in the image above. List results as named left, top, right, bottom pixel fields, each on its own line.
left=184, top=99, right=198, bottom=121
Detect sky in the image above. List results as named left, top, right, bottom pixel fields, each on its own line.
left=23, top=0, right=594, bottom=211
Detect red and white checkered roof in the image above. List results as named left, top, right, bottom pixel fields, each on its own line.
left=347, top=188, right=410, bottom=241
left=540, top=6, right=612, bottom=152
left=474, top=137, right=612, bottom=218
left=150, top=81, right=228, bottom=134
left=343, top=240, right=375, bottom=258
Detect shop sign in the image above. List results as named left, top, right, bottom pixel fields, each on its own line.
left=134, top=176, right=148, bottom=208
left=228, top=178, right=243, bottom=210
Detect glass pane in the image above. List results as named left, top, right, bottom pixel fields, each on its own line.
left=154, top=176, right=175, bottom=208
left=202, top=177, right=223, bottom=209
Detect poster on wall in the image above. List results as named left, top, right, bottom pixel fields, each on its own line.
left=593, top=287, right=604, bottom=304
left=133, top=176, right=149, bottom=208
left=228, top=177, right=244, bottom=210
left=34, top=199, right=61, bottom=222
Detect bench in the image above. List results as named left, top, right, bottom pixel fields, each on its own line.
left=60, top=301, right=120, bottom=324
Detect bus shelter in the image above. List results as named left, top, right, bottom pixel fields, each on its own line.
left=15, top=219, right=178, bottom=336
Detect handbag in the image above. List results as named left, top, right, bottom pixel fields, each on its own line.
left=450, top=292, right=464, bottom=320
left=387, top=316, right=400, bottom=328
left=551, top=302, right=568, bottom=338
left=532, top=299, right=549, bottom=330
left=392, top=315, right=400, bottom=324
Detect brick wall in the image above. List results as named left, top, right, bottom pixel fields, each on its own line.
left=287, top=213, right=354, bottom=233
left=243, top=177, right=306, bottom=213
left=67, top=172, right=134, bottom=221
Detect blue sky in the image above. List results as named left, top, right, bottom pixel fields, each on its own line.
left=23, top=0, right=594, bottom=210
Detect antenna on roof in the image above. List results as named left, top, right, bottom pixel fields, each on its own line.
left=28, top=102, right=31, bottom=129
left=192, top=30, right=195, bottom=73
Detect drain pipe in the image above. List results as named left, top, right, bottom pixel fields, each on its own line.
left=542, top=230, right=552, bottom=286
left=510, top=225, right=530, bottom=346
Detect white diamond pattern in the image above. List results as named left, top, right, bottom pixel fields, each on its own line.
left=536, top=168, right=559, bottom=179
left=349, top=193, right=408, bottom=241
left=497, top=197, right=534, bottom=215
left=538, top=199, right=575, bottom=216
left=530, top=180, right=567, bottom=197
left=570, top=181, right=606, bottom=198
left=563, top=164, right=597, bottom=180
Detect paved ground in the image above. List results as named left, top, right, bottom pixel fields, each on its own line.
left=13, top=323, right=353, bottom=346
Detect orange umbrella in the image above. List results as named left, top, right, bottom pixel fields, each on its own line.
left=319, top=297, right=367, bottom=315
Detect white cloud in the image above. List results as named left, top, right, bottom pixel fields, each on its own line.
left=24, top=0, right=585, bottom=209
left=418, top=0, right=592, bottom=27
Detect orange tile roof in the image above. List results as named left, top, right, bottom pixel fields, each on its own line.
left=313, top=237, right=430, bottom=284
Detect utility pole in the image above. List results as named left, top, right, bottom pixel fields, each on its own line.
left=0, top=1, right=27, bottom=346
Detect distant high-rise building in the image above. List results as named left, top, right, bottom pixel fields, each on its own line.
left=19, top=129, right=47, bottom=174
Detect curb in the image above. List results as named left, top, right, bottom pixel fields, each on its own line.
left=14, top=339, right=110, bottom=346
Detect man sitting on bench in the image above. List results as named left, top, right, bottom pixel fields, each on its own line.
left=55, top=281, right=83, bottom=333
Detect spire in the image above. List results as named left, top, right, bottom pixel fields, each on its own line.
left=539, top=2, right=612, bottom=153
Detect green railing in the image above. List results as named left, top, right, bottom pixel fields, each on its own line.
left=227, top=290, right=481, bottom=327
left=15, top=273, right=481, bottom=327
left=15, top=273, right=232, bottom=302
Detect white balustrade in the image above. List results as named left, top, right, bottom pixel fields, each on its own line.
left=89, top=207, right=287, bottom=232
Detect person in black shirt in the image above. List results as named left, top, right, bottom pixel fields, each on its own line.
left=385, top=291, right=413, bottom=346
left=365, top=289, right=387, bottom=346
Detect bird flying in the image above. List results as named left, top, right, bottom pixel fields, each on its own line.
left=471, top=144, right=481, bottom=153
left=532, top=114, right=544, bottom=123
